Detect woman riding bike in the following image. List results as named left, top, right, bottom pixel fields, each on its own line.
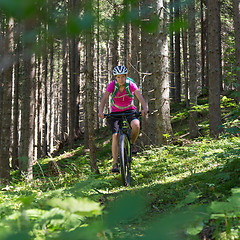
left=98, top=65, right=148, bottom=173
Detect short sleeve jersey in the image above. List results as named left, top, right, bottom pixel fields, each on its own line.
left=106, top=79, right=138, bottom=112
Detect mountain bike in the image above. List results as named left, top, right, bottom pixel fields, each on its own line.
left=104, top=111, right=141, bottom=186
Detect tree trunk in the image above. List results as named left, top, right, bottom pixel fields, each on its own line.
left=169, top=0, right=175, bottom=101
left=69, top=36, right=76, bottom=149
left=112, top=4, right=119, bottom=67
left=85, top=0, right=99, bottom=174
left=182, top=29, right=189, bottom=107
left=174, top=0, right=181, bottom=103
left=188, top=0, right=198, bottom=138
left=131, top=0, right=140, bottom=108
left=154, top=0, right=173, bottom=145
left=96, top=0, right=100, bottom=129
left=43, top=46, right=49, bottom=155
left=201, top=0, right=207, bottom=93
left=68, top=0, right=81, bottom=147
left=124, top=1, right=128, bottom=67
left=205, top=0, right=209, bottom=90
left=75, top=39, right=80, bottom=137
left=208, top=0, right=222, bottom=137
left=19, top=21, right=35, bottom=180
left=141, top=0, right=155, bottom=145
left=36, top=56, right=42, bottom=159
left=233, top=0, right=240, bottom=103
left=0, top=18, right=5, bottom=158
left=49, top=44, right=54, bottom=152
left=0, top=18, right=14, bottom=184
left=12, top=22, right=20, bottom=168
left=61, top=38, right=68, bottom=142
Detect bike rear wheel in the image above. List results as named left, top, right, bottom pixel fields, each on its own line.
left=119, top=133, right=131, bottom=186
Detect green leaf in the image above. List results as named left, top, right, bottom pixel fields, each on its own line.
left=25, top=209, right=47, bottom=219
left=210, top=201, right=233, bottom=213
left=17, top=195, right=35, bottom=208
left=186, top=222, right=204, bottom=235
left=48, top=197, right=102, bottom=216
left=0, top=0, right=43, bottom=19
left=141, top=15, right=159, bottom=33
left=105, top=192, right=146, bottom=227
left=67, top=13, right=95, bottom=35
left=168, top=18, right=188, bottom=33
left=177, top=192, right=200, bottom=208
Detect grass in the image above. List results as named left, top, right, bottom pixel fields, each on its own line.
left=1, top=136, right=239, bottom=240
left=0, top=96, right=240, bottom=240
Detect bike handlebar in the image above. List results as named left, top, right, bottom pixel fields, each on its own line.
left=104, top=111, right=142, bottom=118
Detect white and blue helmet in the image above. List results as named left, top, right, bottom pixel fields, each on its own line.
left=113, top=65, right=128, bottom=75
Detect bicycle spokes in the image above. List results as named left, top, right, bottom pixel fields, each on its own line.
left=119, top=134, right=131, bottom=186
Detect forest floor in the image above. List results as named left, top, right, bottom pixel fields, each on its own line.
left=0, top=95, right=240, bottom=240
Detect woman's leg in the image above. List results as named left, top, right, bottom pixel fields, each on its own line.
left=130, top=119, right=140, bottom=144
left=112, top=133, right=119, bottom=164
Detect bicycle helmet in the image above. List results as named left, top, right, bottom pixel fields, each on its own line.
left=113, top=65, right=128, bottom=75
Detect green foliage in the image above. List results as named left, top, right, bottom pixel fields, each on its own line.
left=67, top=13, right=95, bottom=35
left=1, top=136, right=240, bottom=239
left=0, top=0, right=46, bottom=19
left=1, top=95, right=240, bottom=239
left=171, top=95, right=240, bottom=137
left=48, top=197, right=102, bottom=216
left=220, top=96, right=240, bottom=136
left=168, top=17, right=188, bottom=33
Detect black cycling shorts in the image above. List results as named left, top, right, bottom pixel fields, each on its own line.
left=109, top=110, right=139, bottom=134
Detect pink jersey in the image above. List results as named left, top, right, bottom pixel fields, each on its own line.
left=106, top=80, right=138, bottom=112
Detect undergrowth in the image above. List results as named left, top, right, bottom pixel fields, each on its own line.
left=0, top=96, right=239, bottom=240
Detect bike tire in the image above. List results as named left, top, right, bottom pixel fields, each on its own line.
left=119, top=133, right=131, bottom=186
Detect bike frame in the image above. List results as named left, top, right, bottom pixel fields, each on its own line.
left=104, top=112, right=141, bottom=186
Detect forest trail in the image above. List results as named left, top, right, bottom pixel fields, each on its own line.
left=1, top=104, right=240, bottom=239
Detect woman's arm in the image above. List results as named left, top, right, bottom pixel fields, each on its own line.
left=134, top=89, right=148, bottom=117
left=98, top=91, right=110, bottom=119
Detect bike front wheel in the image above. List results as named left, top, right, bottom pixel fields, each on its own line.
left=119, top=133, right=131, bottom=186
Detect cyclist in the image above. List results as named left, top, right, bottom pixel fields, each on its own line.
left=98, top=65, right=148, bottom=173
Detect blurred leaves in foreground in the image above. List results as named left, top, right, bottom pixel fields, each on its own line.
left=0, top=185, right=239, bottom=239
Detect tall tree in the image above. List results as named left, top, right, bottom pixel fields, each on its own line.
left=75, top=39, right=80, bottom=137
left=69, top=0, right=77, bottom=148
left=169, top=0, right=175, bottom=101
left=96, top=0, right=100, bottom=129
left=205, top=0, right=209, bottom=90
left=85, top=0, right=99, bottom=174
left=0, top=18, right=14, bottom=184
left=208, top=0, right=222, bottom=137
left=68, top=0, right=81, bottom=145
left=130, top=0, right=140, bottom=78
left=49, top=44, right=54, bottom=151
left=201, top=0, right=207, bottom=92
left=174, top=0, right=181, bottom=103
left=12, top=23, right=20, bottom=168
left=112, top=3, right=119, bottom=67
left=19, top=20, right=35, bottom=180
left=153, top=0, right=173, bottom=144
left=188, top=0, right=198, bottom=138
left=36, top=55, right=42, bottom=159
left=69, top=36, right=76, bottom=148
left=131, top=0, right=140, bottom=109
left=141, top=0, right=155, bottom=145
left=61, top=38, right=68, bottom=142
left=233, top=0, right=240, bottom=102
left=182, top=27, right=189, bottom=106
left=43, top=40, right=49, bottom=156
left=0, top=18, right=4, bottom=155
